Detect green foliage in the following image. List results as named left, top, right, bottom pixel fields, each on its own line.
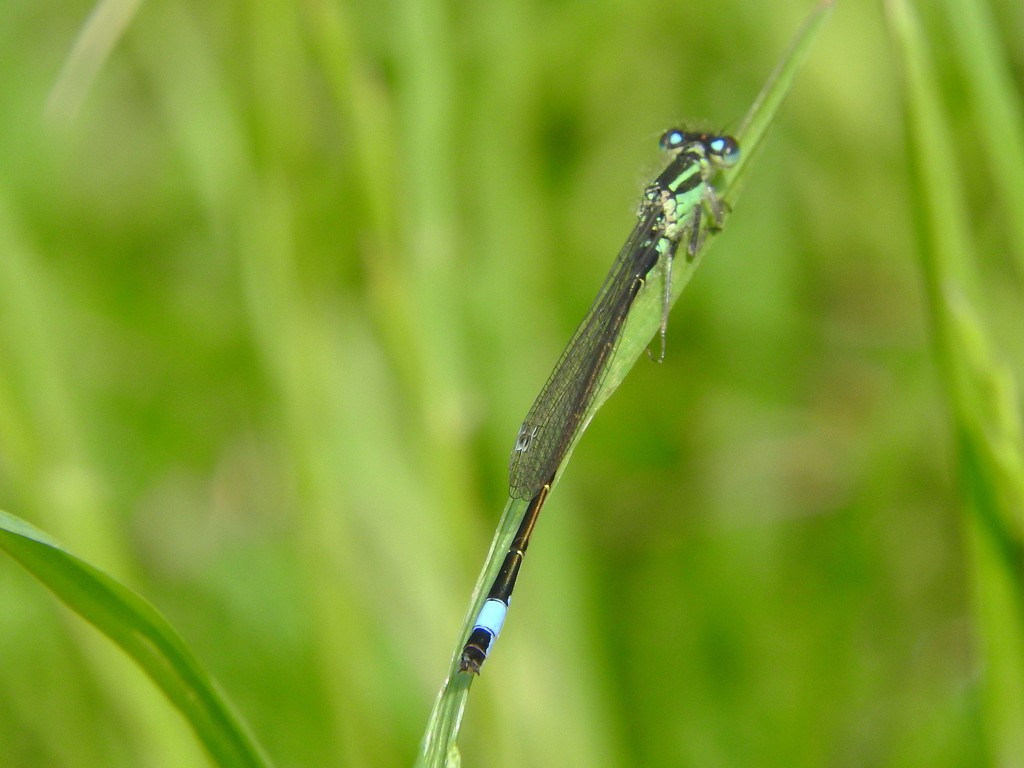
left=887, top=0, right=1024, bottom=762
left=0, top=0, right=1021, bottom=766
left=0, top=511, right=270, bottom=767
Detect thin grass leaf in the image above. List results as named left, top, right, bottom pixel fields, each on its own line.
left=415, top=4, right=833, bottom=765
left=45, top=0, right=143, bottom=120
left=885, top=0, right=1024, bottom=565
left=948, top=296, right=1024, bottom=543
left=886, top=0, right=1024, bottom=759
left=884, top=0, right=975, bottom=342
left=941, top=0, right=1024, bottom=275
left=727, top=0, right=836, bottom=208
left=950, top=295, right=1024, bottom=765
left=0, top=509, right=273, bottom=768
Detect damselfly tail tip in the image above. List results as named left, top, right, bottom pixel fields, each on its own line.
left=459, top=630, right=491, bottom=675
left=458, top=654, right=482, bottom=676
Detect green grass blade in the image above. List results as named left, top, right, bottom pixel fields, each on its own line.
left=726, top=0, right=836, bottom=207
left=415, top=495, right=530, bottom=768
left=948, top=296, right=1024, bottom=565
left=886, top=0, right=1024, bottom=760
left=941, top=0, right=1024, bottom=274
left=416, top=4, right=833, bottom=765
left=0, top=509, right=273, bottom=768
left=954, top=298, right=1024, bottom=761
left=884, top=0, right=975, bottom=329
left=885, top=0, right=1024, bottom=558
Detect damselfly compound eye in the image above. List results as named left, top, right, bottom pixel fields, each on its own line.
left=659, top=128, right=687, bottom=151
left=708, top=135, right=740, bottom=166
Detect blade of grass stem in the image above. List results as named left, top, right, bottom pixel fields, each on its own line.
left=886, top=0, right=1024, bottom=759
left=0, top=510, right=273, bottom=768
left=416, top=4, right=833, bottom=765
left=940, top=0, right=1024, bottom=275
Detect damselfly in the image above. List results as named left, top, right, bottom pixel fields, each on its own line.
left=460, top=128, right=739, bottom=674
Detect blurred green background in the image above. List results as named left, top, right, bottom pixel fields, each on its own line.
left=1, top=0, right=1021, bottom=765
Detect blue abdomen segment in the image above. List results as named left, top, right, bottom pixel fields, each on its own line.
left=474, top=598, right=509, bottom=637
left=460, top=598, right=510, bottom=674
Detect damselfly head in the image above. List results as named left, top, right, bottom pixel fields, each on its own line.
left=659, top=128, right=740, bottom=168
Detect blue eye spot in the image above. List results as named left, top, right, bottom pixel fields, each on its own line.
left=660, top=129, right=686, bottom=151
left=709, top=135, right=740, bottom=166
